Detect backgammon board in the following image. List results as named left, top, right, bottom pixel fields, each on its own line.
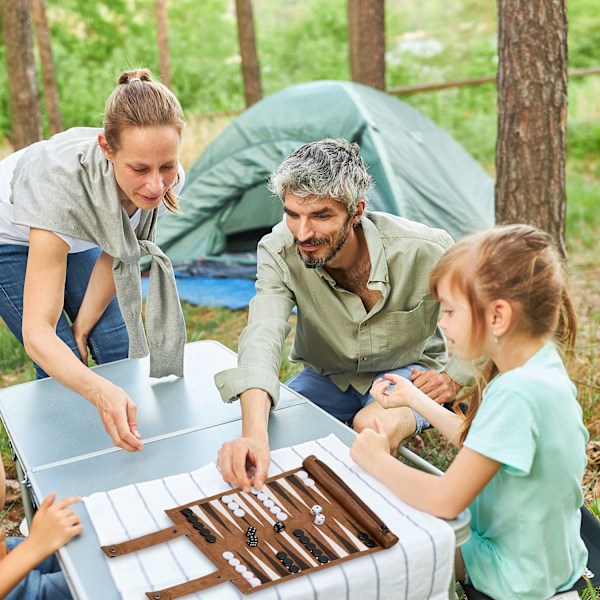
left=101, top=455, right=398, bottom=599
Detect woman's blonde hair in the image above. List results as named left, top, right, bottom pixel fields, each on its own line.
left=103, top=68, right=184, bottom=212
left=429, top=224, right=577, bottom=445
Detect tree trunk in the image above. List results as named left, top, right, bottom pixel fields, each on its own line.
left=495, top=0, right=568, bottom=257
left=235, top=0, right=262, bottom=107
left=155, top=0, right=172, bottom=89
left=348, top=0, right=361, bottom=83
left=1, top=0, right=43, bottom=149
left=31, top=0, right=63, bottom=135
left=348, top=0, right=385, bottom=90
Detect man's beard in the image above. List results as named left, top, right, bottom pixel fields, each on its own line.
left=295, top=216, right=352, bottom=269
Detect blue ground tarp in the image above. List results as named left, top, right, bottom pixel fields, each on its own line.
left=141, top=275, right=256, bottom=310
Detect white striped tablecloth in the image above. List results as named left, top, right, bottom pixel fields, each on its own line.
left=84, top=434, right=454, bottom=600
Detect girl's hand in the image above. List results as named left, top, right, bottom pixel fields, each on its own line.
left=350, top=418, right=389, bottom=473
left=29, top=493, right=83, bottom=557
left=370, top=374, right=421, bottom=409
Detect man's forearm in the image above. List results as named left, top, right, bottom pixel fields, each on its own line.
left=240, top=389, right=271, bottom=440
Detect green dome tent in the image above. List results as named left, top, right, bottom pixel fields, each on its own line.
left=157, top=80, right=494, bottom=262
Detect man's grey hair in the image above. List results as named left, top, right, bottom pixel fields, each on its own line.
left=267, top=138, right=372, bottom=215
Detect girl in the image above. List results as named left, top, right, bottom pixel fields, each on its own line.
left=0, top=68, right=186, bottom=452
left=351, top=224, right=589, bottom=599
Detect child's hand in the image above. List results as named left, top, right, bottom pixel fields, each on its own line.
left=350, top=418, right=389, bottom=473
left=29, top=493, right=84, bottom=556
left=370, top=374, right=420, bottom=409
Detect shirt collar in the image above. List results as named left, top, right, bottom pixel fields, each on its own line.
left=362, top=215, right=389, bottom=284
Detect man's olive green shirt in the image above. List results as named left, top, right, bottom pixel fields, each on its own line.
left=215, top=212, right=472, bottom=406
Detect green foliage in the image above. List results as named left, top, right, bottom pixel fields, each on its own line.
left=568, top=0, right=600, bottom=69
left=257, top=0, right=349, bottom=95
left=0, top=325, right=30, bottom=376
left=568, top=122, right=600, bottom=161
left=0, top=0, right=597, bottom=143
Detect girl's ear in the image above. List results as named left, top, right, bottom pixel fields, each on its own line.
left=98, top=133, right=114, bottom=161
left=490, top=299, right=513, bottom=337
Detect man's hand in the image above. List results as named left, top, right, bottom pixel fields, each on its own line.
left=410, top=369, right=462, bottom=404
left=217, top=436, right=270, bottom=493
left=89, top=381, right=143, bottom=452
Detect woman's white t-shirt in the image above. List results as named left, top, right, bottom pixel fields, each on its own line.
left=0, top=147, right=184, bottom=252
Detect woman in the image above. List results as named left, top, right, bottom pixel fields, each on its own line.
left=0, top=68, right=186, bottom=452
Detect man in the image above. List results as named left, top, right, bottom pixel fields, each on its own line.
left=215, top=138, right=471, bottom=492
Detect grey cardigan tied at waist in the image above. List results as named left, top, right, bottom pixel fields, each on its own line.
left=10, top=127, right=185, bottom=378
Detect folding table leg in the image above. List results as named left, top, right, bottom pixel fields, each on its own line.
left=15, top=459, right=35, bottom=525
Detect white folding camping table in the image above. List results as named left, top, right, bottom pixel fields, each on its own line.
left=0, top=341, right=470, bottom=599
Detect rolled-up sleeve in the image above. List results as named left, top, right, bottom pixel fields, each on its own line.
left=214, top=243, right=295, bottom=406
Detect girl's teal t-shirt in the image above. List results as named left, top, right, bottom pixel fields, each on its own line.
left=461, top=342, right=589, bottom=600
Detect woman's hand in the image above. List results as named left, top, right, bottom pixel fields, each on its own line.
left=89, top=380, right=143, bottom=452
left=370, top=374, right=422, bottom=409
left=71, top=319, right=89, bottom=365
left=350, top=418, right=389, bottom=473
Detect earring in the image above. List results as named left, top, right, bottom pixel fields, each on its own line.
left=492, top=331, right=499, bottom=344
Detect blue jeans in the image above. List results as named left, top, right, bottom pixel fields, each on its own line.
left=5, top=538, right=73, bottom=600
left=286, top=363, right=430, bottom=433
left=0, top=244, right=129, bottom=379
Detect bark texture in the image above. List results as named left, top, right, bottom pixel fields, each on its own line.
left=31, top=0, right=63, bottom=134
left=348, top=0, right=385, bottom=90
left=2, top=0, right=43, bottom=148
left=235, top=0, right=262, bottom=107
left=496, top=0, right=568, bottom=256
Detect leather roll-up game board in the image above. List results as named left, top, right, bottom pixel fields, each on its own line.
left=101, top=455, right=399, bottom=599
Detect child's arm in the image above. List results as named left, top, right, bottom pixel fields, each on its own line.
left=371, top=374, right=464, bottom=446
left=0, top=493, right=83, bottom=598
left=350, top=419, right=500, bottom=520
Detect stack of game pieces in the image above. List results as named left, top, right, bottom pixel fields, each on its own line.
left=246, top=526, right=258, bottom=547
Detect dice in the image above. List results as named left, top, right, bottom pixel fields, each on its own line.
left=273, top=521, right=286, bottom=533
left=313, top=514, right=325, bottom=526
left=309, top=505, right=322, bottom=515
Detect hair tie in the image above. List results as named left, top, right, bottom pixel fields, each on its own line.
left=129, top=77, right=141, bottom=83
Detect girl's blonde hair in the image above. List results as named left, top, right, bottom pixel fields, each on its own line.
left=429, top=224, right=577, bottom=445
left=103, top=68, right=185, bottom=213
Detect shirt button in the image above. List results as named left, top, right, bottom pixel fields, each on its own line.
left=361, top=357, right=367, bottom=362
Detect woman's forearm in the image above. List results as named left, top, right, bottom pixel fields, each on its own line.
left=72, top=251, right=116, bottom=337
